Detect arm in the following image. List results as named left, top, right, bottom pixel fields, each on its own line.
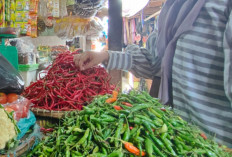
left=223, top=11, right=232, bottom=108
left=106, top=31, right=160, bottom=79
left=74, top=31, right=160, bottom=79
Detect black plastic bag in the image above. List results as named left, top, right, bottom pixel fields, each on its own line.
left=0, top=53, right=24, bottom=94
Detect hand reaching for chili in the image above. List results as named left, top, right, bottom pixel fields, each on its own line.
left=74, top=51, right=109, bottom=71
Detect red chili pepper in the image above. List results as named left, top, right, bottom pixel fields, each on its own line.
left=124, top=142, right=146, bottom=156
left=122, top=102, right=133, bottom=107
left=160, top=108, right=166, bottom=112
left=106, top=97, right=117, bottom=104
left=200, top=133, right=207, bottom=140
left=114, top=105, right=123, bottom=110
left=22, top=52, right=115, bottom=111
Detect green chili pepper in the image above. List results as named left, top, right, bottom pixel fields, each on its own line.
left=96, top=123, right=102, bottom=131
left=137, top=136, right=145, bottom=142
left=118, top=110, right=130, bottom=116
left=123, top=123, right=130, bottom=141
left=193, top=149, right=207, bottom=155
left=142, top=120, right=154, bottom=134
left=136, top=115, right=154, bottom=124
left=149, top=108, right=162, bottom=118
left=66, top=146, right=70, bottom=157
left=153, top=108, right=164, bottom=115
left=178, top=133, right=194, bottom=143
left=130, top=103, right=153, bottom=112
left=89, top=153, right=107, bottom=157
left=121, top=123, right=127, bottom=134
left=84, top=115, right=95, bottom=130
left=152, top=143, right=166, bottom=157
left=108, top=150, right=123, bottom=157
left=26, top=143, right=43, bottom=157
left=71, top=150, right=82, bottom=156
left=102, top=147, right=108, bottom=154
left=56, top=127, right=61, bottom=148
left=103, top=129, right=112, bottom=140
left=137, top=142, right=143, bottom=157
left=73, top=128, right=90, bottom=148
left=82, top=106, right=96, bottom=115
left=130, top=96, right=144, bottom=103
left=173, top=138, right=184, bottom=154
left=206, top=150, right=217, bottom=157
left=113, top=118, right=124, bottom=147
left=150, top=134, right=165, bottom=149
left=161, top=133, right=177, bottom=156
left=93, top=146, right=99, bottom=153
left=145, top=137, right=154, bottom=156
left=128, top=117, right=142, bottom=125
left=100, top=114, right=117, bottom=121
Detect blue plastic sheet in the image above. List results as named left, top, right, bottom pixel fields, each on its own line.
left=17, top=111, right=36, bottom=140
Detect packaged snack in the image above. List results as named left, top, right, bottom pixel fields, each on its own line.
left=15, top=11, right=23, bottom=22
left=16, top=0, right=23, bottom=11
left=29, top=0, right=39, bottom=14
left=31, top=25, right=37, bottom=38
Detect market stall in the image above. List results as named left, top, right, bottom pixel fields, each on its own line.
left=0, top=0, right=232, bottom=156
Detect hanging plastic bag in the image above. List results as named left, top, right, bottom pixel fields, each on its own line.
left=0, top=53, right=24, bottom=94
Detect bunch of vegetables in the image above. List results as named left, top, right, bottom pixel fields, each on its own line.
left=23, top=51, right=115, bottom=111
left=0, top=105, right=20, bottom=153
left=27, top=91, right=231, bottom=157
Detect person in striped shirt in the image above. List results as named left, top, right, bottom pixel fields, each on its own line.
left=74, top=0, right=232, bottom=147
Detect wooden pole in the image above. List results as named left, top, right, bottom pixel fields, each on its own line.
left=144, top=10, right=161, bottom=22
left=108, top=0, right=123, bottom=86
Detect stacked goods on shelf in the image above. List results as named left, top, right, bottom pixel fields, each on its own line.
left=0, top=0, right=39, bottom=37
left=23, top=51, right=115, bottom=111
left=37, top=45, right=69, bottom=63
left=27, top=91, right=231, bottom=157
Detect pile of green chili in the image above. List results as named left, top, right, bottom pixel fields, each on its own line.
left=27, top=91, right=231, bottom=157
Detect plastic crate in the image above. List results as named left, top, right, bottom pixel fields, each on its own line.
left=18, top=64, right=39, bottom=72
left=19, top=64, right=39, bottom=87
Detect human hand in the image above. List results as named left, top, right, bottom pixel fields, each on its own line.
left=74, top=51, right=109, bottom=71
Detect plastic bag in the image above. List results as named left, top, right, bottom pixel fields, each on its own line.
left=0, top=54, right=24, bottom=94
left=10, top=37, right=35, bottom=64
left=4, top=96, right=31, bottom=121
left=17, top=111, right=36, bottom=140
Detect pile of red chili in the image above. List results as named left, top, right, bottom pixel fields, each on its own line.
left=23, top=51, right=115, bottom=111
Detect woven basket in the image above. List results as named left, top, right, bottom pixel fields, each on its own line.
left=0, top=136, right=36, bottom=157
left=31, top=107, right=71, bottom=119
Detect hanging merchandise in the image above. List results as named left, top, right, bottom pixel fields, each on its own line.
left=0, top=0, right=5, bottom=27
left=38, top=0, right=67, bottom=27
left=54, top=16, right=103, bottom=39
left=73, top=0, right=106, bottom=18
left=15, top=0, right=30, bottom=35
left=28, top=0, right=39, bottom=38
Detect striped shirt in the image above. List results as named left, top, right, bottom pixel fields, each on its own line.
left=105, top=0, right=232, bottom=147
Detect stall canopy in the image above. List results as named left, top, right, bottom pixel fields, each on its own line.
left=122, top=0, right=149, bottom=17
